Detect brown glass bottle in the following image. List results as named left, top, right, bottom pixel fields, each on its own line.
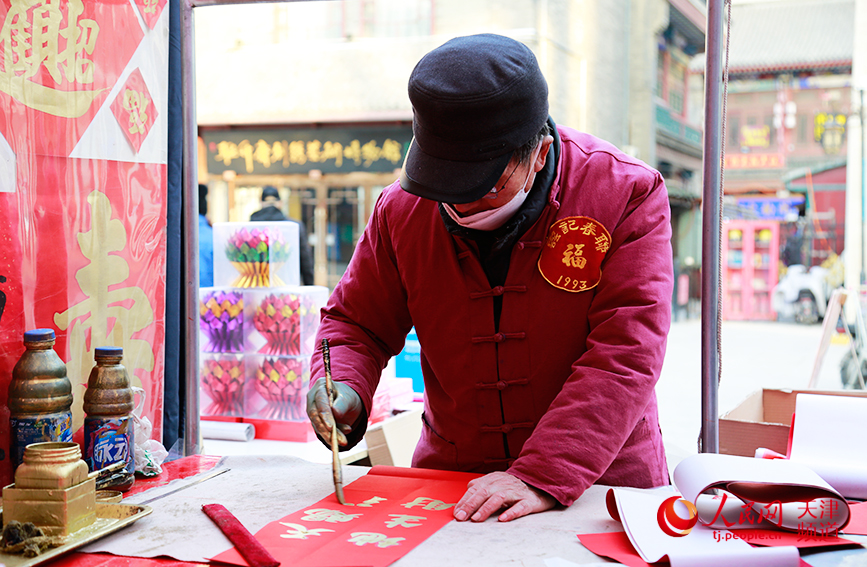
left=8, top=329, right=74, bottom=469
left=83, top=347, right=135, bottom=491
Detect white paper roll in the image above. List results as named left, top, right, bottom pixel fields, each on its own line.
left=201, top=420, right=255, bottom=442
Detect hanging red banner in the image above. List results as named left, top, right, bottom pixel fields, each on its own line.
left=0, top=0, right=169, bottom=485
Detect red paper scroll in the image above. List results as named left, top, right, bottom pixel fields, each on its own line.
left=212, top=467, right=481, bottom=567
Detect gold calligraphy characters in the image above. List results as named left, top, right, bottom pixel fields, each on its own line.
left=214, top=137, right=403, bottom=173
left=0, top=0, right=103, bottom=117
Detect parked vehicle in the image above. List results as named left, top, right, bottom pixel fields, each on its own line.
left=771, top=264, right=832, bottom=324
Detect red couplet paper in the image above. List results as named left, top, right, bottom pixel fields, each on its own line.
left=211, top=466, right=480, bottom=567
left=577, top=533, right=815, bottom=567
left=842, top=502, right=867, bottom=536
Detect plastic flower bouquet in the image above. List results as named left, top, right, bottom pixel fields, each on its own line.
left=199, top=289, right=244, bottom=353
left=225, top=226, right=291, bottom=287
left=200, top=356, right=245, bottom=416
left=252, top=357, right=309, bottom=421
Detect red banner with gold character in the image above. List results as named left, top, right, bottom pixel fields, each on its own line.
left=212, top=466, right=481, bottom=567
left=0, top=0, right=168, bottom=485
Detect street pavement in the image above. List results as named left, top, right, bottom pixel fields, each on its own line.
left=656, top=318, right=851, bottom=473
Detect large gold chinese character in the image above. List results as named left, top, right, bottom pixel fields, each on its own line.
left=307, top=140, right=323, bottom=163
left=288, top=140, right=307, bottom=165
left=271, top=140, right=290, bottom=167
left=300, top=509, right=361, bottom=523
left=344, top=140, right=362, bottom=165
left=278, top=522, right=334, bottom=539
left=361, top=140, right=382, bottom=167
left=252, top=139, right=272, bottom=168
left=321, top=141, right=343, bottom=167
left=214, top=141, right=239, bottom=166
left=140, top=0, right=160, bottom=15
left=0, top=0, right=102, bottom=117
left=562, top=243, right=587, bottom=269
left=384, top=514, right=426, bottom=528
left=347, top=533, right=405, bottom=548
left=54, top=191, right=155, bottom=432
left=381, top=139, right=402, bottom=164
left=238, top=140, right=254, bottom=173
left=121, top=89, right=150, bottom=135
left=350, top=496, right=387, bottom=507
left=400, top=497, right=455, bottom=511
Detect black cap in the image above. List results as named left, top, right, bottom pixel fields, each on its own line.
left=23, top=329, right=55, bottom=342
left=95, top=346, right=123, bottom=358
left=400, top=34, right=549, bottom=204
left=262, top=186, right=280, bottom=200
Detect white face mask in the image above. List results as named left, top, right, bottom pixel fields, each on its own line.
left=444, top=145, right=539, bottom=231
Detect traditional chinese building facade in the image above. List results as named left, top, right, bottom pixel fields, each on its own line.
left=194, top=0, right=707, bottom=302
left=691, top=0, right=854, bottom=267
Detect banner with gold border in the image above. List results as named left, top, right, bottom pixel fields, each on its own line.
left=0, top=0, right=168, bottom=486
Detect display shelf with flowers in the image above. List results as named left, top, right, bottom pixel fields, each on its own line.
left=200, top=354, right=245, bottom=417
left=247, top=286, right=329, bottom=357
left=244, top=355, right=310, bottom=423
left=213, top=221, right=300, bottom=289
left=199, top=288, right=245, bottom=353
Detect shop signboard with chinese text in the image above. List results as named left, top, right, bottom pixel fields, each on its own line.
left=814, top=112, right=846, bottom=155
left=0, top=0, right=169, bottom=486
left=724, top=153, right=785, bottom=169
left=739, top=125, right=770, bottom=148
left=736, top=197, right=804, bottom=221
left=201, top=126, right=412, bottom=175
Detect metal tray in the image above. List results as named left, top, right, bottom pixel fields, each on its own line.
left=0, top=502, right=152, bottom=567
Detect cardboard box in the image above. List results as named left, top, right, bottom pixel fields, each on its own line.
left=720, top=388, right=867, bottom=457
left=364, top=407, right=422, bottom=467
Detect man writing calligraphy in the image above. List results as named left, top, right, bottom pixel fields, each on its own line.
left=307, top=34, right=673, bottom=522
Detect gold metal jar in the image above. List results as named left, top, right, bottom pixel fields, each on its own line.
left=3, top=441, right=97, bottom=536
left=15, top=442, right=89, bottom=490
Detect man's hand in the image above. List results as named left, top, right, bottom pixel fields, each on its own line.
left=453, top=471, right=557, bottom=522
left=306, top=378, right=363, bottom=447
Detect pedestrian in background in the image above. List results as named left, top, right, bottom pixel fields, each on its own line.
left=198, top=183, right=213, bottom=288
left=250, top=185, right=315, bottom=285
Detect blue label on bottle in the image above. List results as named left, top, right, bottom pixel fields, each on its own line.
left=10, top=412, right=73, bottom=467
left=84, top=417, right=134, bottom=475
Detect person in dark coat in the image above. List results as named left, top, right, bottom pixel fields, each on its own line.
left=250, top=186, right=315, bottom=285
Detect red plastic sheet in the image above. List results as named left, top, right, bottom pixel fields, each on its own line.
left=0, top=0, right=169, bottom=486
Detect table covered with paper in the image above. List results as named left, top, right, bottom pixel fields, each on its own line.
left=74, top=393, right=866, bottom=567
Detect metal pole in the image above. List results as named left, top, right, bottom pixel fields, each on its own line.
left=861, top=89, right=865, bottom=286
left=700, top=0, right=725, bottom=454
left=181, top=0, right=201, bottom=456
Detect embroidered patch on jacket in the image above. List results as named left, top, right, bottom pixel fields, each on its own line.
left=537, top=216, right=611, bottom=292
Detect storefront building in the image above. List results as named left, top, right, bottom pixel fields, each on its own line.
left=200, top=124, right=412, bottom=287
left=195, top=0, right=708, bottom=305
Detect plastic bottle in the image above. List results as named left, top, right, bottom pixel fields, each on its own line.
left=8, top=329, right=74, bottom=469
left=83, top=346, right=135, bottom=491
